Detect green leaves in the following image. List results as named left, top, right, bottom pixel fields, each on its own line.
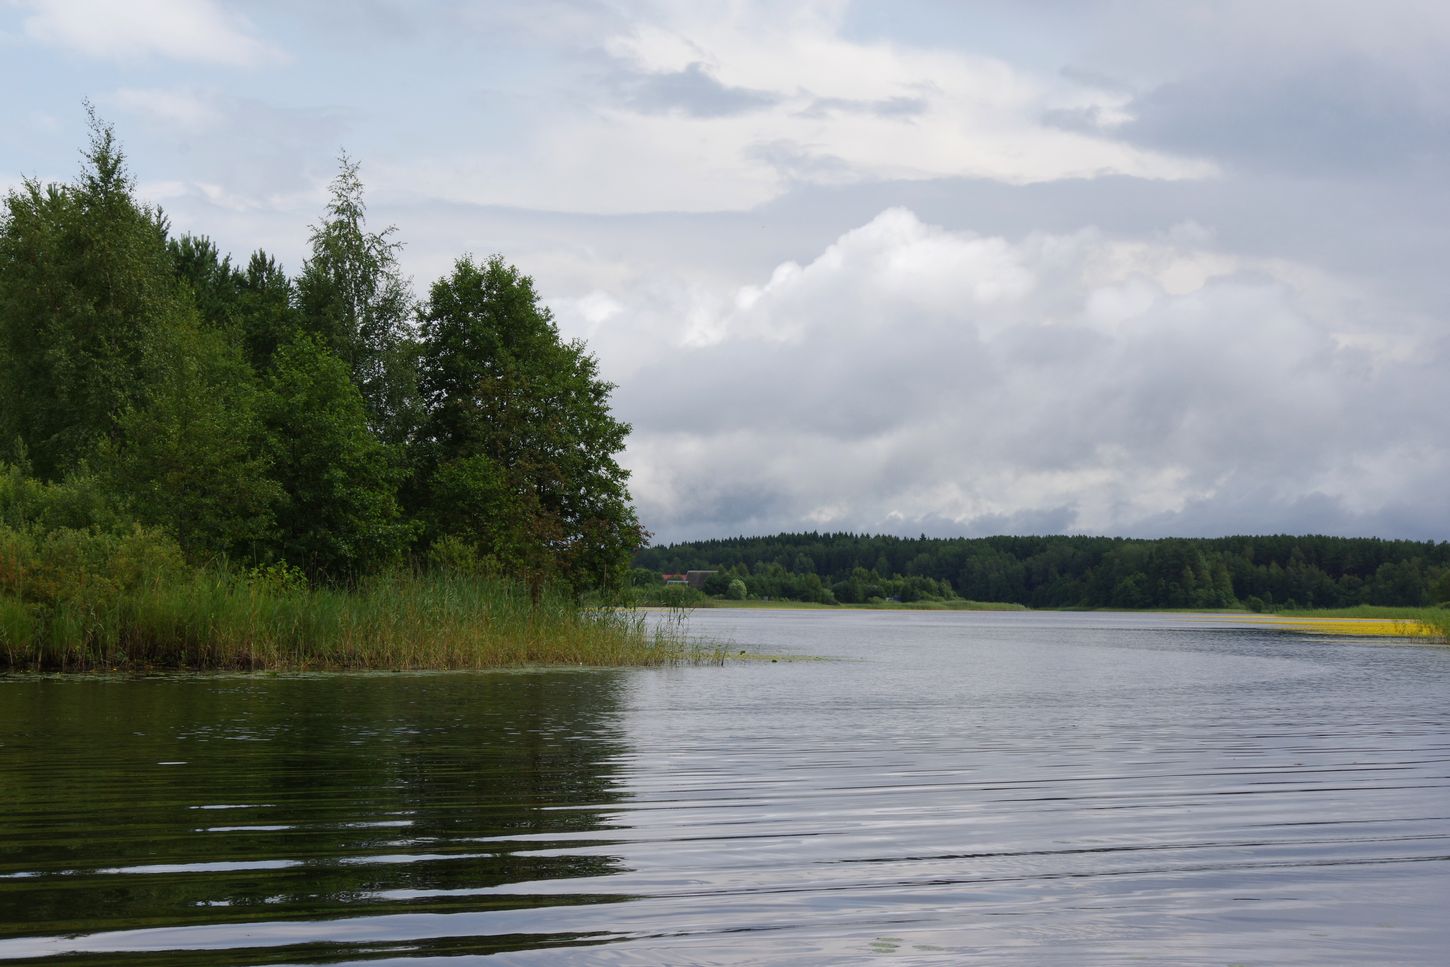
left=417, top=255, right=644, bottom=596
left=0, top=115, right=178, bottom=478
left=296, top=155, right=420, bottom=446
left=106, top=322, right=280, bottom=562
left=260, top=335, right=413, bottom=580
left=2, top=118, right=646, bottom=597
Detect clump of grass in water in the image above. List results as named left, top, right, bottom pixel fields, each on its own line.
left=0, top=568, right=720, bottom=672
left=1271, top=605, right=1450, bottom=643
left=1423, top=609, right=1450, bottom=644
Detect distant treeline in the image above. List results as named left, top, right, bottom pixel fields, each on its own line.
left=634, top=533, right=1450, bottom=610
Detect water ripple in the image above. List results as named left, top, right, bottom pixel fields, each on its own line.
left=1, top=611, right=1447, bottom=964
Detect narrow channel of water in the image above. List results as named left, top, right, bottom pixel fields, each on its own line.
left=1, top=611, right=1447, bottom=964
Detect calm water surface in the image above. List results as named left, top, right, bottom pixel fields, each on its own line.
left=1, top=611, right=1448, bottom=964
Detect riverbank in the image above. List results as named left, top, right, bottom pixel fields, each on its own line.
left=1, top=571, right=719, bottom=672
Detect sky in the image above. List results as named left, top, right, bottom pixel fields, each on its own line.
left=2, top=0, right=1448, bottom=545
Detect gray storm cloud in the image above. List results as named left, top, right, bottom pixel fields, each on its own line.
left=11, top=0, right=1447, bottom=546
left=600, top=209, right=1449, bottom=543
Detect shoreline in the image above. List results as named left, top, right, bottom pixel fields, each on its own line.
left=638, top=598, right=1027, bottom=612
left=643, top=601, right=1448, bottom=641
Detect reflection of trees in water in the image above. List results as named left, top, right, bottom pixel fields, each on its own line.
left=0, top=673, right=634, bottom=947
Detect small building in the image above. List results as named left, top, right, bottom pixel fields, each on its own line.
left=661, top=573, right=689, bottom=585
left=684, top=570, right=718, bottom=589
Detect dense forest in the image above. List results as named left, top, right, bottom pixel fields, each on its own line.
left=635, top=532, right=1450, bottom=610
left=0, top=114, right=653, bottom=669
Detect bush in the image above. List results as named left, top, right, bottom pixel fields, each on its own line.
left=0, top=462, right=130, bottom=533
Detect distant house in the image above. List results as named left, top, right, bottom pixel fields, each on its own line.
left=685, top=570, right=717, bottom=589
left=660, top=571, right=718, bottom=588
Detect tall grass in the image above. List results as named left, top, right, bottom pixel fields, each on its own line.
left=1278, top=604, right=1450, bottom=643
left=1422, top=610, right=1450, bottom=643
left=0, top=571, right=719, bottom=671
left=0, top=472, right=719, bottom=671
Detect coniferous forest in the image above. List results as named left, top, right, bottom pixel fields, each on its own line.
left=0, top=115, right=659, bottom=670
left=636, top=532, right=1450, bottom=611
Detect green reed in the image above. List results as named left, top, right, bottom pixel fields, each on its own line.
left=0, top=563, right=719, bottom=672
left=1277, top=604, right=1450, bottom=643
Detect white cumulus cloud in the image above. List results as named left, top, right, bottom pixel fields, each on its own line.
left=379, top=1, right=1212, bottom=214
left=566, top=209, right=1449, bottom=542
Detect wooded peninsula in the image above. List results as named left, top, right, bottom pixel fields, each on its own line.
left=0, top=115, right=684, bottom=671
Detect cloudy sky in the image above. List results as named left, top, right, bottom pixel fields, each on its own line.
left=3, top=1, right=1448, bottom=544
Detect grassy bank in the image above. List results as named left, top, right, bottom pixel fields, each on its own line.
left=0, top=569, right=719, bottom=672
left=1265, top=605, right=1450, bottom=641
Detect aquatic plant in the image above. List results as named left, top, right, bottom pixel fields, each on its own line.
left=1268, top=605, right=1450, bottom=642
left=0, top=527, right=716, bottom=671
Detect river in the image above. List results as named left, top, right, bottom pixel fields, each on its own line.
left=1, top=610, right=1447, bottom=964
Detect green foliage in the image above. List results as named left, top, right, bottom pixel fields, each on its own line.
left=0, top=111, right=182, bottom=478
left=0, top=559, right=713, bottom=671
left=700, top=571, right=731, bottom=595
left=104, top=322, right=280, bottom=561
left=424, top=533, right=492, bottom=576
left=296, top=155, right=420, bottom=445
left=244, top=560, right=309, bottom=595
left=637, top=532, right=1450, bottom=611
left=169, top=234, right=242, bottom=334
left=630, top=566, right=661, bottom=588
left=0, top=517, right=187, bottom=665
left=417, top=255, right=644, bottom=597
left=0, top=462, right=129, bottom=533
left=726, top=578, right=748, bottom=600
left=0, top=116, right=657, bottom=669
left=168, top=234, right=299, bottom=371
left=0, top=595, right=35, bottom=663
left=419, top=453, right=518, bottom=571
left=632, top=582, right=710, bottom=608
left=260, top=335, right=412, bottom=579
left=1425, top=610, right=1450, bottom=643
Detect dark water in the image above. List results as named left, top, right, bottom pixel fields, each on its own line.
left=2, top=611, right=1448, bottom=965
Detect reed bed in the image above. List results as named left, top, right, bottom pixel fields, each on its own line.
left=1262, top=606, right=1450, bottom=642
left=0, top=569, right=721, bottom=672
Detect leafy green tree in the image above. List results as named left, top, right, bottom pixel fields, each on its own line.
left=259, top=335, right=413, bottom=580
left=420, top=452, right=521, bottom=574
left=237, top=251, right=300, bottom=372
left=169, top=235, right=298, bottom=372
left=0, top=112, right=278, bottom=563
left=296, top=155, right=420, bottom=444
left=0, top=461, right=129, bottom=534
left=104, top=323, right=280, bottom=561
left=726, top=578, right=748, bottom=600
left=630, top=566, right=661, bottom=588
left=0, top=111, right=179, bottom=478
left=169, top=234, right=242, bottom=334
left=416, top=255, right=644, bottom=597
left=700, top=571, right=731, bottom=595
